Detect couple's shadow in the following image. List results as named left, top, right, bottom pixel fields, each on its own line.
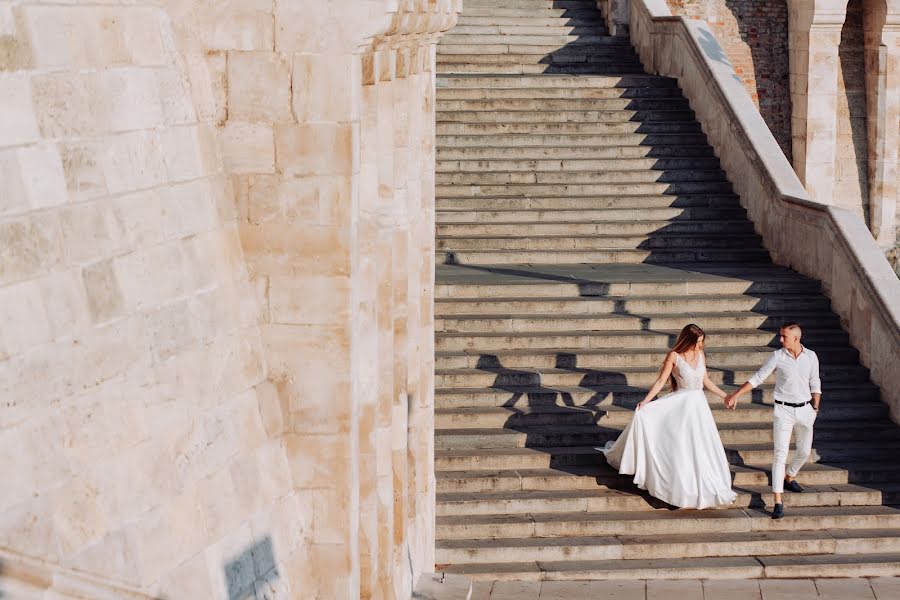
left=484, top=353, right=693, bottom=510
left=488, top=353, right=781, bottom=511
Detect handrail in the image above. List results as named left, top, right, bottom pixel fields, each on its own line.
left=628, top=0, right=900, bottom=419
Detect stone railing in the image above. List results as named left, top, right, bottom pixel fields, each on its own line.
left=626, top=0, right=900, bottom=420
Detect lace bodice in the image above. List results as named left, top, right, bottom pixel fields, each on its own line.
left=673, top=352, right=706, bottom=391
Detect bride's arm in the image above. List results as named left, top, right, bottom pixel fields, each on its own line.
left=703, top=371, right=728, bottom=400
left=637, top=352, right=676, bottom=410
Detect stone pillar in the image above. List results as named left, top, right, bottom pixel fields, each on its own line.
left=600, top=0, right=631, bottom=35
left=863, top=0, right=900, bottom=247
left=789, top=0, right=850, bottom=205
left=225, top=2, right=458, bottom=597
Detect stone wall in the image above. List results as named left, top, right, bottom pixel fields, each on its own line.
left=0, top=0, right=458, bottom=598
left=665, top=0, right=793, bottom=159
left=630, top=0, right=900, bottom=424
left=835, top=0, right=871, bottom=220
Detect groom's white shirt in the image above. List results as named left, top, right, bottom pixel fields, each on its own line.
left=747, top=346, right=821, bottom=402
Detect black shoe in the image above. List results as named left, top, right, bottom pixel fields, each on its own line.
left=784, top=479, right=804, bottom=493
left=772, top=503, right=784, bottom=519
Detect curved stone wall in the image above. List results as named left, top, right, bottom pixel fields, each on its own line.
left=0, top=1, right=459, bottom=598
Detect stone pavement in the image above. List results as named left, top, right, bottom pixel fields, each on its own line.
left=471, top=577, right=900, bottom=599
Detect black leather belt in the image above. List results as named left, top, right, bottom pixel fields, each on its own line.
left=774, top=400, right=811, bottom=407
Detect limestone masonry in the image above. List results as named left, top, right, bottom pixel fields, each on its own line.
left=0, top=0, right=898, bottom=598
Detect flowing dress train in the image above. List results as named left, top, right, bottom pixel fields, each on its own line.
left=601, top=352, right=737, bottom=509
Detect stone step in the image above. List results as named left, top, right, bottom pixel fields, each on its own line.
left=435, top=440, right=898, bottom=482
left=435, top=485, right=882, bottom=517
left=436, top=182, right=736, bottom=199
left=437, top=534, right=623, bottom=564
left=444, top=552, right=900, bottom=581
left=437, top=52, right=640, bottom=66
left=460, top=7, right=612, bottom=19
left=434, top=462, right=856, bottom=494
left=436, top=170, right=727, bottom=186
left=436, top=74, right=676, bottom=89
left=435, top=327, right=843, bottom=351
left=434, top=364, right=870, bottom=389
left=730, top=443, right=900, bottom=465
left=436, top=146, right=714, bottom=160
left=434, top=264, right=822, bottom=298
left=437, top=221, right=754, bottom=238
left=434, top=293, right=829, bottom=315
left=437, top=234, right=762, bottom=253
left=436, top=207, right=746, bottom=223
left=436, top=529, right=900, bottom=565
left=438, top=132, right=711, bottom=147
left=436, top=43, right=630, bottom=56
left=436, top=506, right=900, bottom=541
left=438, top=63, right=649, bottom=75
left=433, top=401, right=885, bottom=430
left=437, top=109, right=694, bottom=124
left=437, top=121, right=703, bottom=135
left=437, top=248, right=771, bottom=264
left=434, top=421, right=900, bottom=451
left=436, top=98, right=690, bottom=111
left=433, top=384, right=879, bottom=409
left=436, top=311, right=839, bottom=334
left=436, top=86, right=685, bottom=100
left=461, top=0, right=602, bottom=9
left=435, top=194, right=739, bottom=210
left=448, top=24, right=610, bottom=36
left=456, top=15, right=609, bottom=27
left=436, top=157, right=717, bottom=172
left=440, top=34, right=619, bottom=46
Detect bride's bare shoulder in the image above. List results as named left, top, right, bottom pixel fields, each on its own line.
left=664, top=351, right=678, bottom=364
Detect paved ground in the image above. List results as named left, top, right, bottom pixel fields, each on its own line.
left=471, top=577, right=900, bottom=599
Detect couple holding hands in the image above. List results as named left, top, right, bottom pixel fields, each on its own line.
left=601, top=322, right=822, bottom=519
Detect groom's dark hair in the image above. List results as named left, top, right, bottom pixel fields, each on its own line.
left=781, top=321, right=802, bottom=332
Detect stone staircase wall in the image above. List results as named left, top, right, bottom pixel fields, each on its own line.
left=628, top=0, right=900, bottom=421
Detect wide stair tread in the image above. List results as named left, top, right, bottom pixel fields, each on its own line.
left=433, top=0, right=897, bottom=581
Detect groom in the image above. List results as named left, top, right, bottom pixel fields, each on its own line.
left=726, top=322, right=822, bottom=519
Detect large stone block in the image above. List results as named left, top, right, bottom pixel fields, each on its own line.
left=0, top=143, right=67, bottom=216
left=268, top=274, right=352, bottom=326
left=185, top=52, right=227, bottom=123
left=0, top=279, right=50, bottom=360
left=274, top=123, right=353, bottom=177
left=227, top=51, right=292, bottom=122
left=221, top=122, right=275, bottom=174
left=292, top=53, right=354, bottom=122
left=0, top=212, right=63, bottom=287
left=0, top=73, right=39, bottom=146
left=100, top=131, right=168, bottom=195
left=82, top=259, right=126, bottom=324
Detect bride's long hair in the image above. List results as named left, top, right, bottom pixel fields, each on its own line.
left=666, top=323, right=706, bottom=391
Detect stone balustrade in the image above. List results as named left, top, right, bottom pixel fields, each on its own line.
left=627, top=0, right=900, bottom=420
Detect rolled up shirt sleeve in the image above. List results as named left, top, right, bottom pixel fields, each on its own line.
left=809, top=351, right=822, bottom=395
left=748, top=352, right=779, bottom=388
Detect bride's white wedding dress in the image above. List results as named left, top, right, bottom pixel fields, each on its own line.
left=601, top=352, right=737, bottom=509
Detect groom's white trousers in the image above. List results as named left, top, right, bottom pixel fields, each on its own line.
left=772, top=402, right=817, bottom=493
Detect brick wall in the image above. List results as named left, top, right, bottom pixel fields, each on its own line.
left=666, top=0, right=792, bottom=161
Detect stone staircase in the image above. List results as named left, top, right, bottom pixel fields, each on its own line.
left=433, top=0, right=900, bottom=582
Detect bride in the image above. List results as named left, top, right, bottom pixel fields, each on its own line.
left=600, top=324, right=737, bottom=509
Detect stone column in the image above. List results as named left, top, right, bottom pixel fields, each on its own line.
left=863, top=0, right=900, bottom=247
left=228, top=2, right=458, bottom=597
left=789, top=0, right=850, bottom=205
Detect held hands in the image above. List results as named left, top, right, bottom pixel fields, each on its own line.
left=723, top=394, right=737, bottom=409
